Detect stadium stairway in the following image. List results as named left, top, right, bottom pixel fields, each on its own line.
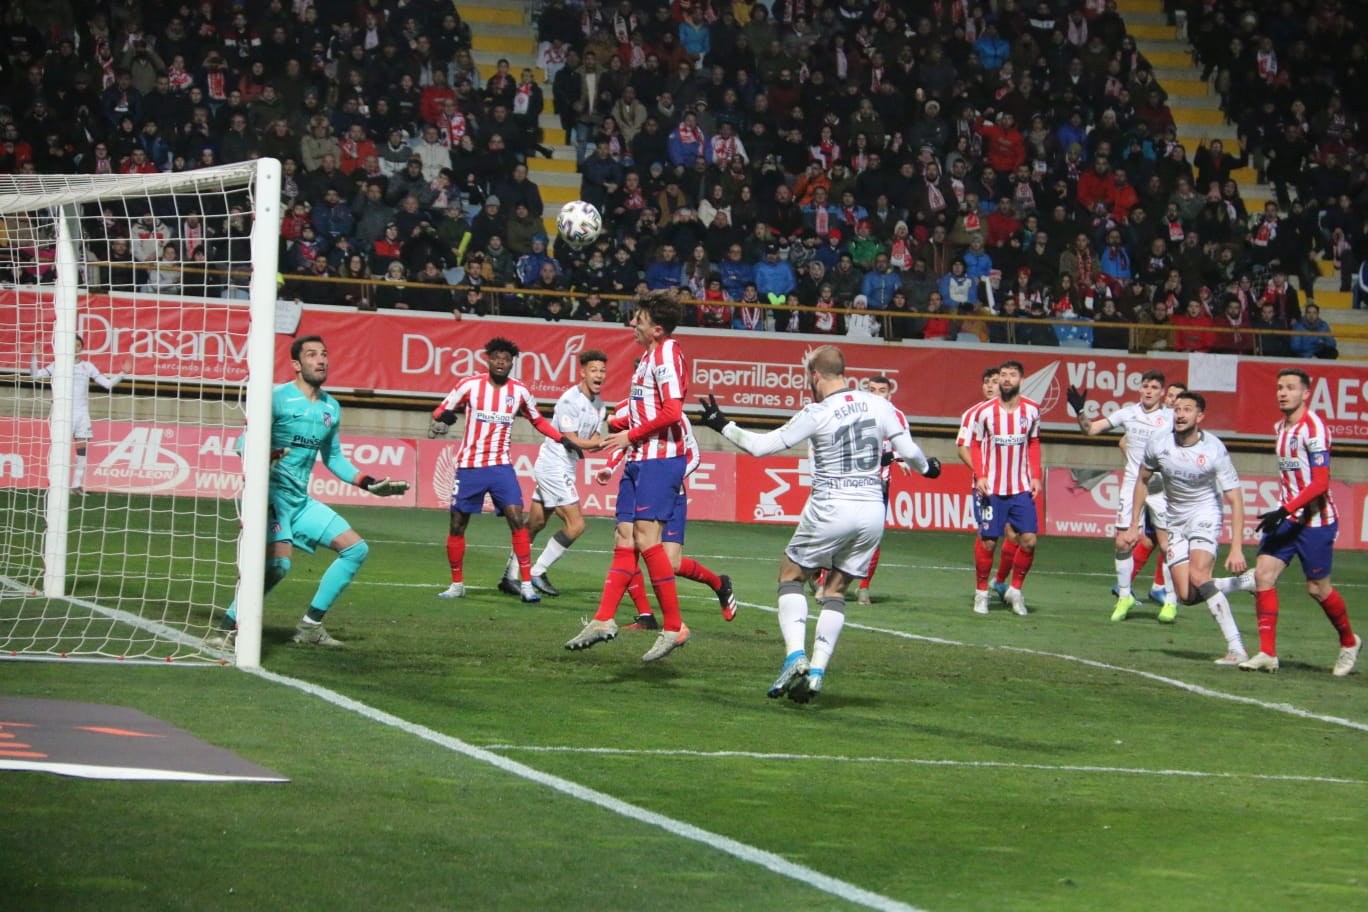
left=460, top=0, right=579, bottom=237
left=1118, top=0, right=1367, bottom=357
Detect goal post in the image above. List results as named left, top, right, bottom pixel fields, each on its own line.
left=0, top=159, right=280, bottom=668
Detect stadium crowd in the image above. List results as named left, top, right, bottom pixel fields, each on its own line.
left=0, top=0, right=1362, bottom=357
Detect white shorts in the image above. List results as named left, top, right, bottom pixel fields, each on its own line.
left=531, top=463, right=580, bottom=509
left=784, top=496, right=885, bottom=579
left=1165, top=508, right=1221, bottom=566
left=72, top=413, right=93, bottom=442
left=1115, top=477, right=1169, bottom=532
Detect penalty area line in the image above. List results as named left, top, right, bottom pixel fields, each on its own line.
left=478, top=744, right=1368, bottom=787
left=245, top=665, right=924, bottom=912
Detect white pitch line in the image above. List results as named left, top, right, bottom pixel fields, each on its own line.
left=478, top=745, right=1368, bottom=786
left=246, top=666, right=924, bottom=912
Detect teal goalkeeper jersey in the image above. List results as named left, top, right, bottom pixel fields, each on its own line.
left=269, top=381, right=360, bottom=505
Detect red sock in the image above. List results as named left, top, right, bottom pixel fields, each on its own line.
left=677, top=556, right=721, bottom=591
left=594, top=547, right=639, bottom=622
left=625, top=569, right=652, bottom=614
left=511, top=528, right=532, bottom=582
left=642, top=543, right=682, bottom=630
left=446, top=534, right=465, bottom=583
left=860, top=548, right=880, bottom=589
left=1255, top=588, right=1280, bottom=656
left=1315, top=588, right=1356, bottom=647
left=1153, top=562, right=1165, bottom=588
left=995, top=540, right=1018, bottom=584
left=1010, top=546, right=1035, bottom=589
left=1130, top=540, right=1153, bottom=580
left=973, top=539, right=995, bottom=590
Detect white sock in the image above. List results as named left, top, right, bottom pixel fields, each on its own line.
left=1161, top=560, right=1175, bottom=596
left=810, top=602, right=847, bottom=673
left=504, top=551, right=518, bottom=581
left=1205, top=592, right=1245, bottom=654
left=1114, top=554, right=1134, bottom=597
left=73, top=452, right=87, bottom=488
left=532, top=536, right=570, bottom=577
left=777, top=591, right=809, bottom=657
left=1214, top=573, right=1255, bottom=594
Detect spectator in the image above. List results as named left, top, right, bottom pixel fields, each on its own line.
left=1290, top=304, right=1339, bottom=360
left=1252, top=300, right=1291, bottom=358
left=1172, top=299, right=1215, bottom=353
left=1210, top=296, right=1255, bottom=355
left=1092, top=297, right=1131, bottom=350
left=1134, top=299, right=1176, bottom=353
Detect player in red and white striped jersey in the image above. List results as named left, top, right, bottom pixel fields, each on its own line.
left=956, top=366, right=1021, bottom=609
left=853, top=376, right=912, bottom=606
left=429, top=337, right=586, bottom=603
left=1243, top=367, right=1359, bottom=676
left=566, top=292, right=695, bottom=663
left=967, top=361, right=1042, bottom=617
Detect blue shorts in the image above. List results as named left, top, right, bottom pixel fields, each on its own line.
left=663, top=488, right=687, bottom=544
left=451, top=465, right=523, bottom=515
left=615, top=455, right=686, bottom=525
left=978, top=492, right=1038, bottom=539
left=268, top=495, right=350, bottom=554
left=1258, top=519, right=1337, bottom=580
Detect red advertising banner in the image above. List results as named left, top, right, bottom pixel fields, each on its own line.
left=6, top=291, right=1367, bottom=439
left=1044, top=467, right=1363, bottom=550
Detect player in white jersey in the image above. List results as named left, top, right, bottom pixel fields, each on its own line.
left=956, top=366, right=1022, bottom=605
left=1240, top=368, right=1359, bottom=675
left=1069, top=369, right=1180, bottom=622
left=698, top=345, right=941, bottom=703
left=498, top=350, right=608, bottom=596
left=30, top=335, right=131, bottom=494
left=850, top=375, right=912, bottom=606
left=430, top=337, right=586, bottom=603
left=967, top=360, right=1041, bottom=617
left=1122, top=391, right=1253, bottom=665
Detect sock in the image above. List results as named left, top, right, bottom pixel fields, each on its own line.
left=677, top=556, right=721, bottom=591
left=642, top=543, right=682, bottom=631
left=1206, top=591, right=1245, bottom=655
left=1129, top=539, right=1153, bottom=580
left=1010, top=546, right=1035, bottom=589
left=594, top=547, right=639, bottom=621
left=511, top=528, right=533, bottom=582
left=1114, top=552, right=1134, bottom=597
left=1214, top=573, right=1256, bottom=594
left=625, top=569, right=652, bottom=614
left=531, top=530, right=573, bottom=576
left=73, top=449, right=87, bottom=488
left=1315, top=588, right=1356, bottom=647
left=810, top=597, right=847, bottom=673
left=995, top=540, right=1018, bottom=584
left=1161, top=560, right=1175, bottom=598
left=446, top=534, right=466, bottom=583
left=1255, top=589, right=1280, bottom=656
left=973, top=539, right=995, bottom=590
left=861, top=548, right=881, bottom=589
left=777, top=590, right=809, bottom=656
left=503, top=551, right=518, bottom=581
left=305, top=606, right=327, bottom=623
left=223, top=557, right=291, bottom=628
left=312, top=540, right=368, bottom=612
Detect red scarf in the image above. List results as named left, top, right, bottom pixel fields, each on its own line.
left=514, top=83, right=533, bottom=115
left=736, top=304, right=763, bottom=329
left=676, top=121, right=701, bottom=145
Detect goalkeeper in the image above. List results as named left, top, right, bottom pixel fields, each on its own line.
left=207, top=335, right=409, bottom=650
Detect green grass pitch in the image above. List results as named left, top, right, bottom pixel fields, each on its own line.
left=3, top=505, right=1367, bottom=912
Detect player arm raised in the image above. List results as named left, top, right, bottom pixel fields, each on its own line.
left=1068, top=385, right=1112, bottom=435
left=317, top=416, right=408, bottom=496
left=518, top=389, right=583, bottom=457
left=698, top=394, right=818, bottom=457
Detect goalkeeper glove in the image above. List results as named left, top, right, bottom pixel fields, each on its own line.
left=560, top=437, right=585, bottom=459
left=880, top=451, right=895, bottom=467
left=1066, top=385, right=1088, bottom=415
left=922, top=457, right=942, bottom=479
left=358, top=476, right=410, bottom=497
left=697, top=394, right=731, bottom=433
left=1255, top=506, right=1289, bottom=535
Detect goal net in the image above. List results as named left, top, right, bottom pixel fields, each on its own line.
left=0, top=160, right=280, bottom=668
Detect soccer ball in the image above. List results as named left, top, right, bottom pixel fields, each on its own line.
left=556, top=200, right=603, bottom=248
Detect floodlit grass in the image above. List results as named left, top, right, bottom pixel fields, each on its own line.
left=4, top=507, right=1367, bottom=911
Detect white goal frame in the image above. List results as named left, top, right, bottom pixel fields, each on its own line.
left=0, top=160, right=280, bottom=669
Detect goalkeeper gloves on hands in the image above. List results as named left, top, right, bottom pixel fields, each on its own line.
left=922, top=457, right=942, bottom=479
left=359, top=476, right=410, bottom=497
left=880, top=451, right=896, bottom=467
left=1255, top=506, right=1289, bottom=535
left=697, top=394, right=731, bottom=433
left=1066, top=385, right=1088, bottom=415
